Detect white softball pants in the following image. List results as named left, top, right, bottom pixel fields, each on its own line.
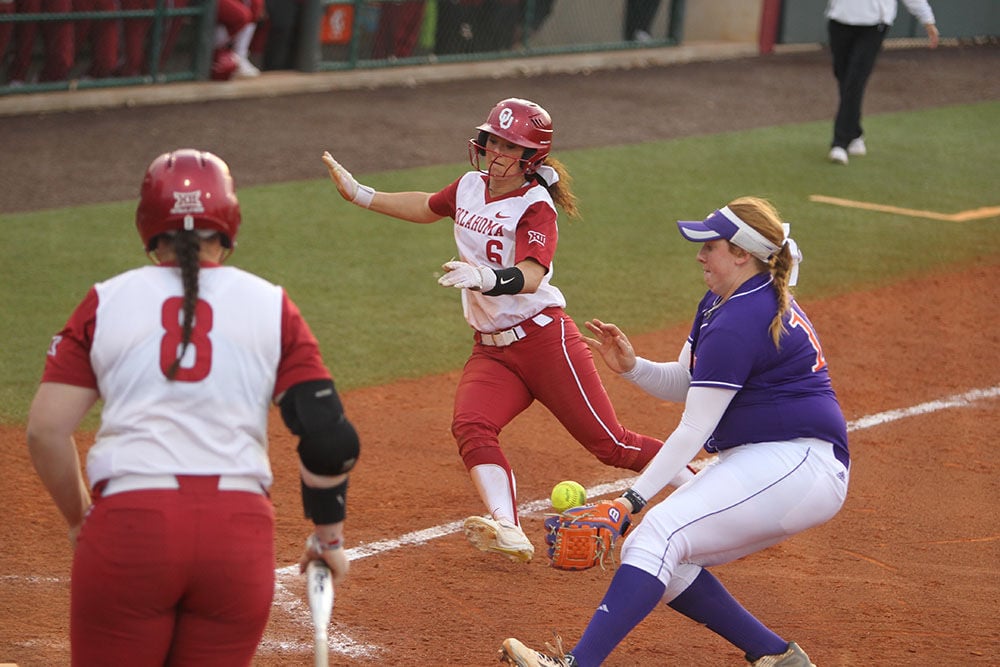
left=619, top=438, right=849, bottom=602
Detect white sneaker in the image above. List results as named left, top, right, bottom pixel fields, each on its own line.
left=828, top=146, right=848, bottom=165
left=232, top=54, right=260, bottom=79
left=463, top=516, right=534, bottom=563
left=847, top=136, right=867, bottom=156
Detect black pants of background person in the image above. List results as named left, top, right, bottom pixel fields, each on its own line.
left=623, top=0, right=660, bottom=41
left=434, top=0, right=520, bottom=55
left=827, top=19, right=888, bottom=149
left=263, top=0, right=303, bottom=70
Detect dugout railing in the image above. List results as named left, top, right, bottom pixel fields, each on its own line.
left=0, top=0, right=688, bottom=95
left=1, top=0, right=997, bottom=97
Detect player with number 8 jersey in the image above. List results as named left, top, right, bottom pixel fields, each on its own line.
left=322, top=98, right=695, bottom=565
left=26, top=148, right=360, bottom=666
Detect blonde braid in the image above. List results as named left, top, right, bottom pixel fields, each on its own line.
left=727, top=196, right=791, bottom=348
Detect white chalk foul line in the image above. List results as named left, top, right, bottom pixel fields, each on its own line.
left=845, top=385, right=1000, bottom=432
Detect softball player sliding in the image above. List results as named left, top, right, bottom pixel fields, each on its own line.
left=26, top=149, right=360, bottom=666
left=501, top=197, right=851, bottom=666
left=322, top=98, right=692, bottom=564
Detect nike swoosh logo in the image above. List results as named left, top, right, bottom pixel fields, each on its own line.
left=499, top=276, right=515, bottom=285
left=496, top=212, right=510, bottom=219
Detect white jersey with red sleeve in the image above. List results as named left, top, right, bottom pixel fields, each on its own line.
left=429, top=171, right=567, bottom=332
left=41, top=264, right=331, bottom=490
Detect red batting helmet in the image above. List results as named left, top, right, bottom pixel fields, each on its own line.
left=136, top=149, right=241, bottom=251
left=211, top=48, right=238, bottom=81
left=469, top=98, right=553, bottom=175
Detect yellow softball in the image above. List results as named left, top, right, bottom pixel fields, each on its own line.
left=550, top=480, right=587, bottom=512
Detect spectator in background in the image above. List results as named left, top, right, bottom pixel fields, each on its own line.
left=825, top=0, right=938, bottom=165
left=214, top=0, right=263, bottom=78
left=0, top=0, right=14, bottom=75
left=516, top=0, right=555, bottom=47
left=434, top=0, right=530, bottom=55
left=73, top=0, right=117, bottom=78
left=371, top=0, right=424, bottom=59
left=8, top=0, right=74, bottom=83
left=434, top=0, right=481, bottom=55
left=117, top=0, right=188, bottom=78
left=623, top=0, right=660, bottom=42
left=261, top=0, right=303, bottom=70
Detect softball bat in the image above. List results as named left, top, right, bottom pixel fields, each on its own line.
left=306, top=560, right=334, bottom=667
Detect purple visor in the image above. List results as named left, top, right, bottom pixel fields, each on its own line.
left=676, top=206, right=779, bottom=261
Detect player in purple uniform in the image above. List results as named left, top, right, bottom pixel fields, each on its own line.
left=321, top=98, right=695, bottom=564
left=500, top=196, right=850, bottom=666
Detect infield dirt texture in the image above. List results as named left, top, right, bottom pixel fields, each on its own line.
left=1, top=44, right=998, bottom=665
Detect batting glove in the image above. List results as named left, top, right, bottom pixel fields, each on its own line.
left=438, top=261, right=497, bottom=292
left=321, top=151, right=375, bottom=208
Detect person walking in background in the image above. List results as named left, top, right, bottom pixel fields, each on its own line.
left=26, top=149, right=360, bottom=665
left=501, top=197, right=850, bottom=667
left=321, top=98, right=694, bottom=564
left=826, top=0, right=938, bottom=165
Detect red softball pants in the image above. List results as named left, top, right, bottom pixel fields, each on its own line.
left=453, top=306, right=663, bottom=474
left=71, top=476, right=275, bottom=666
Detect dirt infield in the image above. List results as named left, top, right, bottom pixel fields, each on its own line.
left=2, top=44, right=999, bottom=666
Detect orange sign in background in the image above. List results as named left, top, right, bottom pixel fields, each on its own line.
left=321, top=4, right=354, bottom=45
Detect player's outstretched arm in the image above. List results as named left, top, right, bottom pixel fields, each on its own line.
left=321, top=151, right=440, bottom=224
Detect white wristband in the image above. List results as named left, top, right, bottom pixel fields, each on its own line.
left=352, top=184, right=375, bottom=209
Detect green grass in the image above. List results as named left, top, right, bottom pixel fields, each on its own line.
left=2, top=101, right=998, bottom=424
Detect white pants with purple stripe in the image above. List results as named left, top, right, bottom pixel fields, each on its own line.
left=620, top=438, right=849, bottom=602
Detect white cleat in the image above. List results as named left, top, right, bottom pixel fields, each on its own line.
left=463, top=516, right=534, bottom=563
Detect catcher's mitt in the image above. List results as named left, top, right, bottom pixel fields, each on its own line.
left=545, top=499, right=632, bottom=571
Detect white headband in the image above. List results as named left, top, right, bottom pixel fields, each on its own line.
left=677, top=206, right=803, bottom=286
left=534, top=164, right=559, bottom=186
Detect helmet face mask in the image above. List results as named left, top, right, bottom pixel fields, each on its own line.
left=468, top=98, right=552, bottom=176
left=136, top=149, right=241, bottom=252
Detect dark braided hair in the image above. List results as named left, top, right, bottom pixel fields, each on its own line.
left=164, top=230, right=202, bottom=380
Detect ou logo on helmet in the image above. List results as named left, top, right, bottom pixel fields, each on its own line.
left=498, top=107, right=515, bottom=129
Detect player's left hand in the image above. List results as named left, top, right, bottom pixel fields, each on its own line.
left=545, top=499, right=632, bottom=571
left=583, top=319, right=637, bottom=374
left=437, top=261, right=497, bottom=292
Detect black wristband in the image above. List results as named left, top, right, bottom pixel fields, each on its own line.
left=621, top=488, right=647, bottom=514
left=302, top=478, right=348, bottom=524
left=483, top=266, right=524, bottom=296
